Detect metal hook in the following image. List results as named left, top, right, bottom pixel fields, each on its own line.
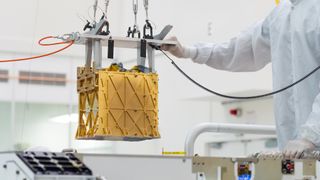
left=143, top=20, right=153, bottom=39
left=57, top=32, right=80, bottom=42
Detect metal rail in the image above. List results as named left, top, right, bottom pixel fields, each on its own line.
left=184, top=123, right=277, bottom=156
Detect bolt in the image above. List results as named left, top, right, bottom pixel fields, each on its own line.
left=16, top=170, right=20, bottom=175
left=3, top=164, right=7, bottom=169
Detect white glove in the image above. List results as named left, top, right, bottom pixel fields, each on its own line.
left=283, top=139, right=316, bottom=159
left=161, top=37, right=196, bottom=59
left=249, top=151, right=283, bottom=159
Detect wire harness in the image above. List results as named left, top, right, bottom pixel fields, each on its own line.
left=160, top=49, right=320, bottom=100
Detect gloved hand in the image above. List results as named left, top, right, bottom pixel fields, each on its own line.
left=249, top=151, right=283, bottom=159
left=161, top=37, right=188, bottom=58
left=283, top=139, right=316, bottom=159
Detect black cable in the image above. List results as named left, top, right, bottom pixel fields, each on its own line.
left=160, top=49, right=320, bottom=100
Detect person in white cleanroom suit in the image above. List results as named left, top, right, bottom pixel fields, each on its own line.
left=163, top=0, right=320, bottom=159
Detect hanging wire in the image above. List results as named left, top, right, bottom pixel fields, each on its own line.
left=87, top=5, right=105, bottom=22
left=76, top=13, right=87, bottom=24
left=160, top=49, right=320, bottom=100
left=104, top=0, right=110, bottom=19
left=20, top=0, right=41, bottom=144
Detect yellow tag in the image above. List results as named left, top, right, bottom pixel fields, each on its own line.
left=275, top=0, right=280, bottom=5
left=162, top=148, right=186, bottom=155
left=162, top=151, right=186, bottom=155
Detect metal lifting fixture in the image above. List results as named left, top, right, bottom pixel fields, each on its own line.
left=83, top=0, right=112, bottom=69
left=127, top=0, right=141, bottom=38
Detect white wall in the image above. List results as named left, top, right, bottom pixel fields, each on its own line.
left=0, top=0, right=276, bottom=156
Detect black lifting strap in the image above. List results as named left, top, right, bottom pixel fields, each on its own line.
left=108, top=38, right=114, bottom=59
left=140, top=39, right=147, bottom=58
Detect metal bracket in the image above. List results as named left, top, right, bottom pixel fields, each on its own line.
left=147, top=45, right=155, bottom=72
left=85, top=40, right=93, bottom=69
left=143, top=20, right=153, bottom=39
left=83, top=19, right=109, bottom=69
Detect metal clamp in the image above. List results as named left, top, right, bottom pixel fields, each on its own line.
left=142, top=0, right=153, bottom=39
left=56, top=32, right=80, bottom=42
left=100, top=18, right=110, bottom=36
left=143, top=20, right=153, bottom=39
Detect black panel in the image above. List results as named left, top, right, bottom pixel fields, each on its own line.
left=16, top=152, right=92, bottom=176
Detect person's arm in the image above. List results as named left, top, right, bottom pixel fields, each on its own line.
left=297, top=78, right=320, bottom=147
left=163, top=20, right=271, bottom=72
left=192, top=21, right=271, bottom=72
left=283, top=91, right=320, bottom=159
left=298, top=91, right=320, bottom=144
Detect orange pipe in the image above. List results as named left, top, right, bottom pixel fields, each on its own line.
left=0, top=36, right=74, bottom=63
